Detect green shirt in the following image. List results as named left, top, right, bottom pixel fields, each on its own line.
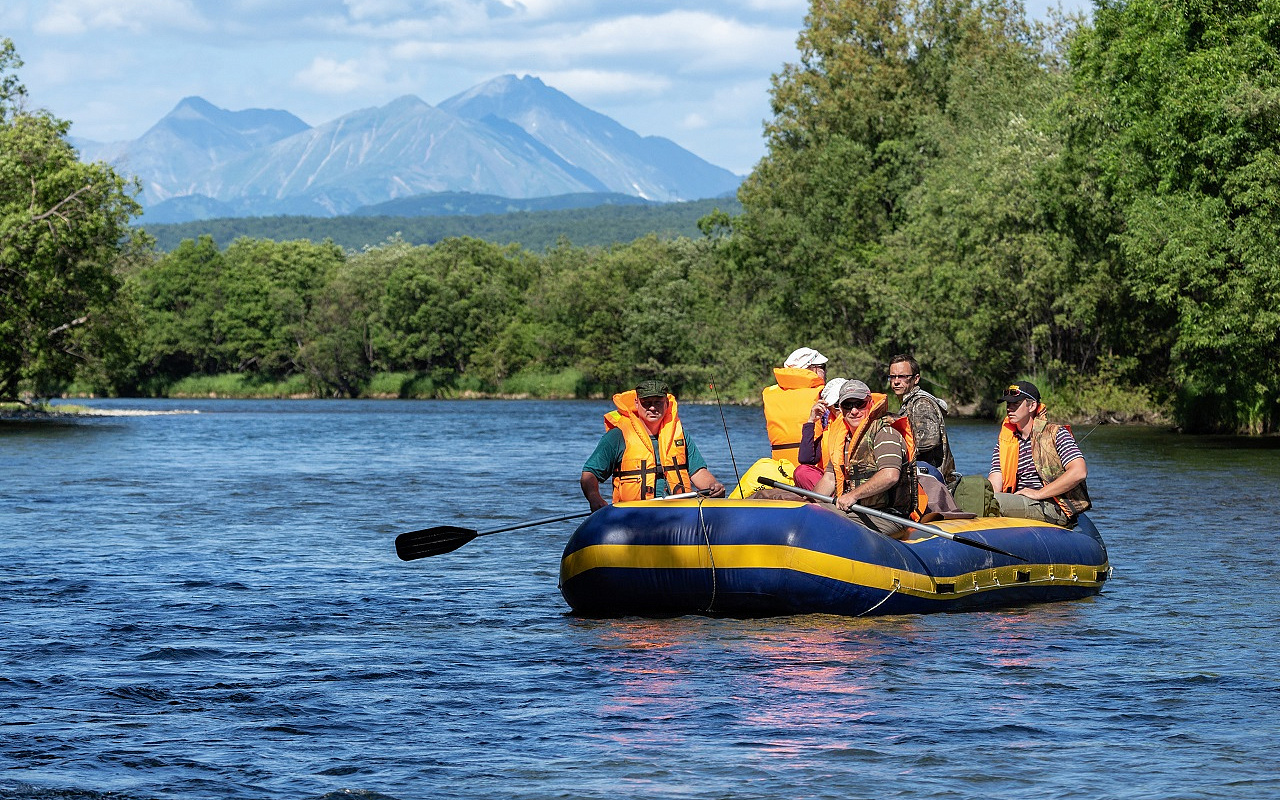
left=582, top=427, right=709, bottom=496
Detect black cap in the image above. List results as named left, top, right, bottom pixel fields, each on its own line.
left=635, top=379, right=670, bottom=399
left=999, top=380, right=1040, bottom=405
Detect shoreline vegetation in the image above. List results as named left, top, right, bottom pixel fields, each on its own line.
left=5, top=2, right=1279, bottom=437
left=12, top=367, right=1169, bottom=428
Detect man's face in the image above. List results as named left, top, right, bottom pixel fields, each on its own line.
left=887, top=363, right=918, bottom=398
left=637, top=395, right=668, bottom=424
left=1006, top=396, right=1035, bottom=428
left=839, top=396, right=870, bottom=423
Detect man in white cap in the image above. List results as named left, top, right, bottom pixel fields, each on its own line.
left=761, top=346, right=829, bottom=470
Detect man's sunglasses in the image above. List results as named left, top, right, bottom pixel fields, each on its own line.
left=839, top=397, right=869, bottom=411
left=1004, top=386, right=1035, bottom=405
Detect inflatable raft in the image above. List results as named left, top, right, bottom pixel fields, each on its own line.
left=558, top=498, right=1109, bottom=617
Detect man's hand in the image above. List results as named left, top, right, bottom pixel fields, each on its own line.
left=836, top=491, right=860, bottom=512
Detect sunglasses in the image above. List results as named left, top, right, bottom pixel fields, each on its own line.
left=839, top=397, right=869, bottom=411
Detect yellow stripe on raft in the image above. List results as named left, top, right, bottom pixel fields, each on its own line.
left=560, top=543, right=1108, bottom=601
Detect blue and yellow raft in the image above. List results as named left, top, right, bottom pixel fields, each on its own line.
left=558, top=499, right=1109, bottom=617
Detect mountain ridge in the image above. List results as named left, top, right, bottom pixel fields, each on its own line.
left=75, top=75, right=742, bottom=224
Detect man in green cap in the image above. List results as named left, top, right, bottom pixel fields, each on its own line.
left=580, top=379, right=725, bottom=511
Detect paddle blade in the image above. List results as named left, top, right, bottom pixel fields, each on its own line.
left=395, top=525, right=479, bottom=561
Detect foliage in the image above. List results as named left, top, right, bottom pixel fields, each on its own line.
left=12, top=5, right=1277, bottom=433
left=139, top=198, right=743, bottom=253
left=1065, top=0, right=1280, bottom=432
left=0, top=39, right=145, bottom=400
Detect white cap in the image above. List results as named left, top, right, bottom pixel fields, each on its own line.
left=820, top=378, right=847, bottom=407
left=784, top=347, right=829, bottom=369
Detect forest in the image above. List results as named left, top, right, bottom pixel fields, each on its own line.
left=141, top=198, right=740, bottom=253
left=2, top=0, right=1278, bottom=434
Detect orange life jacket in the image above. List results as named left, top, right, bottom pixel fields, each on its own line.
left=997, top=406, right=1092, bottom=518
left=823, top=393, right=927, bottom=519
left=762, top=367, right=824, bottom=465
left=604, top=390, right=691, bottom=502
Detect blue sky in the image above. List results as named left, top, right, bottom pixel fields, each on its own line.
left=3, top=0, right=1089, bottom=176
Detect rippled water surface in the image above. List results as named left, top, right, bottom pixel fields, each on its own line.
left=2, top=399, right=1278, bottom=799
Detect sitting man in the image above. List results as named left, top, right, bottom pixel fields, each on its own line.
left=762, top=346, right=828, bottom=471
left=809, top=380, right=923, bottom=538
left=988, top=380, right=1091, bottom=526
left=887, top=353, right=957, bottom=486
left=580, top=379, right=726, bottom=512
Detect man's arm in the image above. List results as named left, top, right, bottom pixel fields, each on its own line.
left=836, top=467, right=900, bottom=512
left=689, top=468, right=725, bottom=498
left=1015, top=457, right=1086, bottom=501
left=580, top=471, right=609, bottom=511
left=580, top=428, right=624, bottom=511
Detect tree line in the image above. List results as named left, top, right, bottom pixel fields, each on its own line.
left=141, top=198, right=740, bottom=254
left=2, top=0, right=1278, bottom=434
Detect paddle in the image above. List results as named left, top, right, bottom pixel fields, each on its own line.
left=756, top=477, right=1028, bottom=562
left=395, top=490, right=714, bottom=561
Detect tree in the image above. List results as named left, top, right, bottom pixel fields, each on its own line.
left=0, top=39, right=144, bottom=400
left=732, top=0, right=1079, bottom=395
left=1067, top=0, right=1280, bottom=432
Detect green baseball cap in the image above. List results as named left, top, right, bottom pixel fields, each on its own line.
left=635, top=379, right=669, bottom=399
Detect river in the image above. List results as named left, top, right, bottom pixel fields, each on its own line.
left=2, top=398, right=1277, bottom=799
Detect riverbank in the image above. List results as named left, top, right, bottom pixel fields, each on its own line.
left=38, top=372, right=1172, bottom=429
left=0, top=402, right=197, bottom=419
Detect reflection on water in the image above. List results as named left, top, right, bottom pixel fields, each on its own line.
left=1, top=399, right=1278, bottom=800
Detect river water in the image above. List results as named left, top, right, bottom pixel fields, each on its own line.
left=2, top=399, right=1277, bottom=799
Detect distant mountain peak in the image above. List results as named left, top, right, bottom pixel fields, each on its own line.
left=171, top=96, right=222, bottom=117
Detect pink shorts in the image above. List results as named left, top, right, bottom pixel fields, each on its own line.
left=793, top=464, right=824, bottom=491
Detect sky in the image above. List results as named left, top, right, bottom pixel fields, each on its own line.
left=3, top=0, right=1088, bottom=177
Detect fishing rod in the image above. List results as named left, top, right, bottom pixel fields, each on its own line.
left=709, top=381, right=743, bottom=493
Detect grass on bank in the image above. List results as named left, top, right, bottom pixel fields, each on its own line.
left=48, top=368, right=1172, bottom=424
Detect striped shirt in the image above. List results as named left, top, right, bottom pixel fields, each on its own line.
left=989, top=426, right=1082, bottom=490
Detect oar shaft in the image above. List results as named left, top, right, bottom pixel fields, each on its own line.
left=757, top=477, right=949, bottom=538
left=480, top=511, right=592, bottom=537
left=756, top=477, right=1026, bottom=561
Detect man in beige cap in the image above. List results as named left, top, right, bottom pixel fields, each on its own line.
left=810, top=379, right=920, bottom=537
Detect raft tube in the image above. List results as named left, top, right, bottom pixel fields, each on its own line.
left=558, top=499, right=1109, bottom=617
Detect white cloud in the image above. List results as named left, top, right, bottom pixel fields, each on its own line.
left=34, top=0, right=208, bottom=35
left=682, top=111, right=709, bottom=130
left=293, top=56, right=384, bottom=95
left=536, top=69, right=672, bottom=101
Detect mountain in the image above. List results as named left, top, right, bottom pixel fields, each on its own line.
left=180, top=94, right=617, bottom=217
left=73, top=77, right=742, bottom=223
left=440, top=75, right=738, bottom=203
left=80, top=97, right=309, bottom=204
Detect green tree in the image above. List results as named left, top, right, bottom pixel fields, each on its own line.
left=130, top=235, right=228, bottom=380
left=732, top=0, right=1067, bottom=365
left=1068, top=0, right=1280, bottom=432
left=377, top=238, right=531, bottom=382
left=299, top=245, right=398, bottom=396
left=0, top=39, right=144, bottom=399
left=215, top=238, right=345, bottom=376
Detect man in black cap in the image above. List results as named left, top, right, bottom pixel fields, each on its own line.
left=580, top=379, right=725, bottom=511
left=988, top=380, right=1091, bottom=525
